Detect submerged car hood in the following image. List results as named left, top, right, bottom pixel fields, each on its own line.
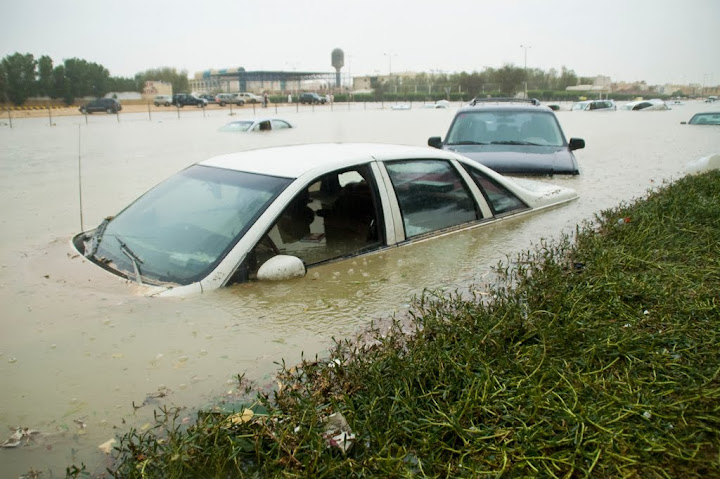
left=444, top=144, right=579, bottom=175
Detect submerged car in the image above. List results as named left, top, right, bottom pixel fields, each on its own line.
left=681, top=112, right=720, bottom=125
left=428, top=98, right=585, bottom=175
left=219, top=118, right=293, bottom=132
left=620, top=99, right=669, bottom=111
left=72, top=143, right=578, bottom=296
left=571, top=99, right=616, bottom=111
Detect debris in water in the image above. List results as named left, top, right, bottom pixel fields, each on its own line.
left=98, top=438, right=116, bottom=454
left=2, top=427, right=42, bottom=448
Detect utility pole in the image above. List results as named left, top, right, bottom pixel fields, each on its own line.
left=520, top=44, right=531, bottom=98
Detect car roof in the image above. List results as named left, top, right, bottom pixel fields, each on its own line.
left=458, top=98, right=554, bottom=114
left=200, top=143, right=461, bottom=178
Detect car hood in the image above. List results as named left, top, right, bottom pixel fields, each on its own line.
left=444, top=144, right=579, bottom=175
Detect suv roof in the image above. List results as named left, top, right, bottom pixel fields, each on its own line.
left=468, top=97, right=542, bottom=107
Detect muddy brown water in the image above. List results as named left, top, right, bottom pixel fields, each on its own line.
left=1, top=101, right=719, bottom=476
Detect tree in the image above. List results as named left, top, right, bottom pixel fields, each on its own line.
left=1, top=53, right=37, bottom=105
left=0, top=62, right=7, bottom=103
left=52, top=65, right=72, bottom=104
left=61, top=58, right=110, bottom=100
left=135, top=67, right=189, bottom=94
left=37, top=55, right=53, bottom=97
left=558, top=66, right=578, bottom=90
left=492, top=64, right=525, bottom=96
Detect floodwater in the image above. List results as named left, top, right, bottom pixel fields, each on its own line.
left=1, top=101, right=719, bottom=476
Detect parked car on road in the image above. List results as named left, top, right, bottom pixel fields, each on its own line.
left=153, top=95, right=173, bottom=107
left=299, top=92, right=327, bottom=104
left=219, top=118, right=293, bottom=132
left=428, top=98, right=585, bottom=175
left=79, top=98, right=122, bottom=114
left=236, top=92, right=263, bottom=104
left=198, top=94, right=218, bottom=105
left=681, top=112, right=720, bottom=125
left=72, top=143, right=578, bottom=296
left=172, top=93, right=207, bottom=107
left=215, top=93, right=245, bottom=107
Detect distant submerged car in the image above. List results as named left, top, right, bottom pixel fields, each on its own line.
left=620, top=99, right=669, bottom=111
left=219, top=118, right=293, bottom=132
left=428, top=98, right=585, bottom=176
left=571, top=99, right=616, bottom=111
left=71, top=143, right=577, bottom=296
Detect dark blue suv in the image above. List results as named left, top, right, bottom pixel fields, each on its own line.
left=428, top=98, right=584, bottom=176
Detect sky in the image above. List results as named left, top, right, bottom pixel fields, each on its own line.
left=1, top=0, right=719, bottom=87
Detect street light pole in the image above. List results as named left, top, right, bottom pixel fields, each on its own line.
left=520, top=44, right=531, bottom=98
left=384, top=52, right=397, bottom=76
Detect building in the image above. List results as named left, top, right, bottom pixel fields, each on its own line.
left=189, top=68, right=347, bottom=95
left=566, top=75, right=612, bottom=97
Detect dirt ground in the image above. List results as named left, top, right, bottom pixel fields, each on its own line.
left=1, top=102, right=262, bottom=119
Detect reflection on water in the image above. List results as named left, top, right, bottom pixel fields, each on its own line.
left=1, top=102, right=719, bottom=475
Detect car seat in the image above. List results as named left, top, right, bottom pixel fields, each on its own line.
left=323, top=180, right=377, bottom=253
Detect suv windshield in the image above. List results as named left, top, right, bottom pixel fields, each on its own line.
left=84, top=165, right=291, bottom=285
left=446, top=111, right=564, bottom=147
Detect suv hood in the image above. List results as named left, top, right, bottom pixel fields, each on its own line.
left=445, top=144, right=579, bottom=175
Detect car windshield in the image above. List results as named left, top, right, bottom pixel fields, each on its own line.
left=219, top=121, right=254, bottom=132
left=446, top=110, right=564, bottom=146
left=689, top=113, right=720, bottom=125
left=87, top=165, right=291, bottom=285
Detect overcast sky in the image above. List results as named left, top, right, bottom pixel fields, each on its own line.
left=2, top=0, right=718, bottom=86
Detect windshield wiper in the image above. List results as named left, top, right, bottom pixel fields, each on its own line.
left=448, top=140, right=488, bottom=145
left=490, top=140, right=542, bottom=146
left=87, top=217, right=112, bottom=258
left=116, top=237, right=144, bottom=285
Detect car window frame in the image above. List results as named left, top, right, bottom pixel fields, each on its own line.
left=376, top=157, right=493, bottom=243
left=230, top=162, right=389, bottom=283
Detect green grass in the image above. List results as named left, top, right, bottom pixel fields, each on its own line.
left=79, top=171, right=720, bottom=478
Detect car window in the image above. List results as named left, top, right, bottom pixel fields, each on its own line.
left=447, top=111, right=564, bottom=146
left=240, top=164, right=382, bottom=281
left=463, top=165, right=528, bottom=215
left=384, top=159, right=479, bottom=238
left=92, top=165, right=290, bottom=285
left=271, top=120, right=291, bottom=129
left=254, top=121, right=272, bottom=131
left=689, top=113, right=720, bottom=125
left=219, top=121, right=253, bottom=132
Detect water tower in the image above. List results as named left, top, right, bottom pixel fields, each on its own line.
left=331, top=48, right=344, bottom=88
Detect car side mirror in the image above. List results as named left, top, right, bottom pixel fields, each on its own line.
left=569, top=138, right=585, bottom=151
left=428, top=136, right=443, bottom=148
left=257, top=255, right=306, bottom=281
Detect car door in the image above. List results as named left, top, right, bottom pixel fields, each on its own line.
left=379, top=158, right=485, bottom=240
left=236, top=163, right=386, bottom=282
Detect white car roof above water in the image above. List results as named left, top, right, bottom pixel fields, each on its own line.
left=200, top=143, right=463, bottom=178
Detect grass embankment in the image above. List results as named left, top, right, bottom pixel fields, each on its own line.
left=98, top=171, right=720, bottom=478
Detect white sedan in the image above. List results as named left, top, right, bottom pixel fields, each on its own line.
left=219, top=118, right=293, bottom=132
left=72, top=143, right=578, bottom=296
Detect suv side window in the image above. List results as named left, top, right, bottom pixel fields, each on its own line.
left=384, top=159, right=479, bottom=238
